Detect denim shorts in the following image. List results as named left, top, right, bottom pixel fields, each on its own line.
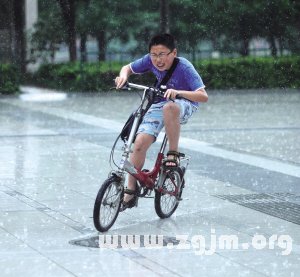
left=137, top=99, right=197, bottom=138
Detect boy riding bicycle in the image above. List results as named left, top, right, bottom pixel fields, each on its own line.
left=115, top=33, right=208, bottom=211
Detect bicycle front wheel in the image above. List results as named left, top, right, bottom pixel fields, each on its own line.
left=93, top=175, right=123, bottom=232
left=155, top=167, right=184, bottom=218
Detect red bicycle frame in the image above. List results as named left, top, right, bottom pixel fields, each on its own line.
left=121, top=133, right=167, bottom=190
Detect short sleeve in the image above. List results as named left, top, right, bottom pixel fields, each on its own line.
left=184, top=63, right=205, bottom=91
left=130, top=54, right=152, bottom=74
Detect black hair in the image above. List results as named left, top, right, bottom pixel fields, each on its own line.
left=148, top=33, right=176, bottom=52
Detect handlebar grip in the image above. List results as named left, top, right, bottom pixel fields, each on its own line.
left=120, top=81, right=131, bottom=90
left=154, top=88, right=185, bottom=101
left=158, top=85, right=185, bottom=100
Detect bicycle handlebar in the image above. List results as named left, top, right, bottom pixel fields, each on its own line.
left=122, top=82, right=183, bottom=100
left=126, top=82, right=149, bottom=91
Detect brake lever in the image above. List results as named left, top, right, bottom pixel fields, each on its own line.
left=112, top=80, right=131, bottom=90
left=157, top=85, right=183, bottom=101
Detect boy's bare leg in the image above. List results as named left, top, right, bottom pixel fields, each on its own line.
left=163, top=102, right=180, bottom=165
left=124, top=133, right=154, bottom=202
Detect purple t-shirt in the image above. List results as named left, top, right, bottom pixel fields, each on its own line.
left=130, top=54, right=205, bottom=106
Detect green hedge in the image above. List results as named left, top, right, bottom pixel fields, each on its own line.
left=196, top=56, right=300, bottom=89
left=0, top=64, right=20, bottom=94
left=28, top=56, right=300, bottom=91
left=27, top=61, right=155, bottom=91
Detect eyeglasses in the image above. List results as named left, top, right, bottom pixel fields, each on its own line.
left=149, top=50, right=173, bottom=60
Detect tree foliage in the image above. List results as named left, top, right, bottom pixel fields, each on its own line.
left=31, top=0, right=300, bottom=62
left=30, top=0, right=66, bottom=62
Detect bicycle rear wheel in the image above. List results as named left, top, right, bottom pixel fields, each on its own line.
left=155, top=167, right=184, bottom=218
left=93, top=175, right=123, bottom=232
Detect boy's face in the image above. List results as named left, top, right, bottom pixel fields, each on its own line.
left=149, top=44, right=177, bottom=71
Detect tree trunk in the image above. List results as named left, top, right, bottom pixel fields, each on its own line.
left=50, top=43, right=55, bottom=63
left=57, top=0, right=77, bottom=61
left=79, top=0, right=90, bottom=63
left=160, top=0, right=169, bottom=33
left=269, top=34, right=277, bottom=57
left=97, top=30, right=106, bottom=62
left=239, top=17, right=250, bottom=56
left=80, top=34, right=87, bottom=62
left=240, top=37, right=250, bottom=56
left=13, top=0, right=26, bottom=73
left=191, top=46, right=196, bottom=63
left=278, top=37, right=284, bottom=56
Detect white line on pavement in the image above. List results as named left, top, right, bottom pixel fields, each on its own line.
left=2, top=96, right=300, bottom=179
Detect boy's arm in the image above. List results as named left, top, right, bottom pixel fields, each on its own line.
left=115, top=64, right=133, bottom=89
left=164, top=88, right=208, bottom=103
left=164, top=61, right=208, bottom=102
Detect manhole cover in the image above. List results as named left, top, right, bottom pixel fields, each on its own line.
left=214, top=193, right=300, bottom=225
left=70, top=235, right=181, bottom=249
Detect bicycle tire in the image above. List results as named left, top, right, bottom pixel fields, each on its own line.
left=154, top=167, right=184, bottom=218
left=93, top=175, right=123, bottom=232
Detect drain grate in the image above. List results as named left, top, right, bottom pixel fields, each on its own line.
left=214, top=193, right=300, bottom=225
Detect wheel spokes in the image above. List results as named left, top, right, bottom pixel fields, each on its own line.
left=160, top=172, right=180, bottom=213
left=99, top=183, right=121, bottom=227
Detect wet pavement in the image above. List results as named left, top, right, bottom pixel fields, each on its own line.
left=0, top=86, right=300, bottom=276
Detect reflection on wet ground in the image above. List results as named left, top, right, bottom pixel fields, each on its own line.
left=0, top=87, right=299, bottom=276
